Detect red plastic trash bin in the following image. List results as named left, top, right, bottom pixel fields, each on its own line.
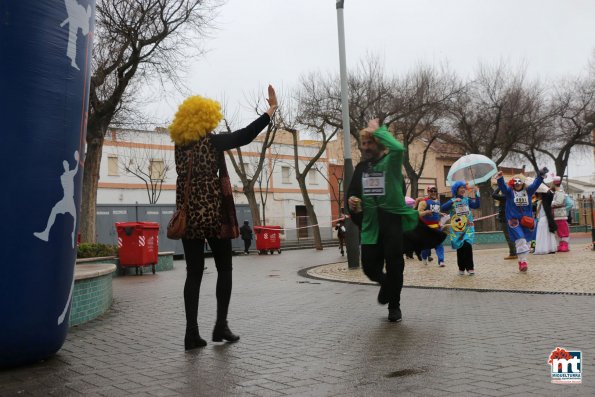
left=254, top=225, right=282, bottom=255
left=116, top=222, right=160, bottom=274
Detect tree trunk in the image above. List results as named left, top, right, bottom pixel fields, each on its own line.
left=80, top=134, right=105, bottom=243
left=297, top=177, right=323, bottom=250
left=555, top=160, right=566, bottom=180
left=408, top=174, right=419, bottom=199
left=243, top=186, right=261, bottom=227
left=477, top=183, right=495, bottom=232
left=403, top=161, right=419, bottom=199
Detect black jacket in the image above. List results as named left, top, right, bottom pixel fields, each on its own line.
left=491, top=187, right=507, bottom=223
left=540, top=191, right=557, bottom=233
left=239, top=224, right=253, bottom=240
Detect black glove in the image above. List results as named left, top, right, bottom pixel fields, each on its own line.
left=539, top=167, right=549, bottom=176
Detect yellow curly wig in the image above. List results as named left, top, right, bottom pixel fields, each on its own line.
left=169, top=96, right=223, bottom=145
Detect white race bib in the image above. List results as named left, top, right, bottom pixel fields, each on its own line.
left=363, top=171, right=385, bottom=196
left=513, top=190, right=529, bottom=207
left=454, top=202, right=469, bottom=216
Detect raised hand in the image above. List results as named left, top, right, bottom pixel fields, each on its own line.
left=367, top=118, right=380, bottom=131
left=266, top=85, right=278, bottom=113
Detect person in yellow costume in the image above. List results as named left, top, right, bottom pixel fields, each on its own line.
left=347, top=119, right=445, bottom=322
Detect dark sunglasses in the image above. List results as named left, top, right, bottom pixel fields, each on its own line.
left=428, top=189, right=437, bottom=192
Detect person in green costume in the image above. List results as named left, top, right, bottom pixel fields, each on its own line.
left=347, top=119, right=445, bottom=322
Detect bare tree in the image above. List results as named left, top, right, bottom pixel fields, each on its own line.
left=223, top=93, right=283, bottom=226
left=445, top=63, right=544, bottom=227
left=113, top=129, right=173, bottom=204
left=80, top=0, right=221, bottom=242
left=447, top=63, right=542, bottom=165
left=298, top=59, right=461, bottom=198
left=297, top=57, right=394, bottom=149
left=536, top=77, right=595, bottom=177
left=286, top=127, right=338, bottom=251
left=386, top=64, right=462, bottom=197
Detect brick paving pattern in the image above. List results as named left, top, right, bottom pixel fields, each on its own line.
left=1, top=244, right=594, bottom=396
left=308, top=243, right=595, bottom=294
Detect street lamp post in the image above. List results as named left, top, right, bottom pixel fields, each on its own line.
left=335, top=0, right=360, bottom=268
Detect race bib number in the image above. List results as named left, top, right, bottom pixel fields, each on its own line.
left=454, top=202, right=469, bottom=216
left=513, top=190, right=529, bottom=207
left=363, top=172, right=385, bottom=196
left=429, top=203, right=441, bottom=213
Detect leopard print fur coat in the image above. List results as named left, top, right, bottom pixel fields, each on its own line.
left=174, top=135, right=224, bottom=240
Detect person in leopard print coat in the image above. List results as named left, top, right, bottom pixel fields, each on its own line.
left=170, top=85, right=278, bottom=350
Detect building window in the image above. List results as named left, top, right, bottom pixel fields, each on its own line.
left=282, top=166, right=291, bottom=184
left=149, top=159, right=165, bottom=180
left=444, top=165, right=451, bottom=183
left=108, top=155, right=119, bottom=176
left=308, top=170, right=318, bottom=185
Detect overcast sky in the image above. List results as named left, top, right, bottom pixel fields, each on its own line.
left=144, top=0, right=595, bottom=177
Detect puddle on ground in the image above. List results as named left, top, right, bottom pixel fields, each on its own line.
left=385, top=367, right=426, bottom=378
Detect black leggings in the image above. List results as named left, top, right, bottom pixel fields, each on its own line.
left=360, top=212, right=404, bottom=305
left=182, top=237, right=233, bottom=328
left=456, top=241, right=474, bottom=271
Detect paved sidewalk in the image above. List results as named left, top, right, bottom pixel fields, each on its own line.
left=1, top=247, right=594, bottom=396
left=308, top=242, right=595, bottom=294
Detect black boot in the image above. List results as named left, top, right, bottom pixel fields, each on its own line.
left=185, top=325, right=207, bottom=350
left=212, top=321, right=240, bottom=342
left=388, top=302, right=402, bottom=323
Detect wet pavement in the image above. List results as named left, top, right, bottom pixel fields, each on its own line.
left=1, top=243, right=594, bottom=396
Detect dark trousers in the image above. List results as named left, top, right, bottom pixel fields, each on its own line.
left=243, top=238, right=251, bottom=253
left=456, top=241, right=474, bottom=271
left=182, top=237, right=233, bottom=328
left=338, top=235, right=345, bottom=254
left=361, top=212, right=404, bottom=306
left=501, top=221, right=516, bottom=256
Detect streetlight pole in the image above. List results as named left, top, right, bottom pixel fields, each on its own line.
left=336, top=0, right=360, bottom=268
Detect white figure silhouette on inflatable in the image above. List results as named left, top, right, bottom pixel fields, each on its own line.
left=34, top=151, right=80, bottom=248
left=60, top=0, right=92, bottom=70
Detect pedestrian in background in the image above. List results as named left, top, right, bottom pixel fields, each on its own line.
left=334, top=218, right=346, bottom=256
left=550, top=176, right=571, bottom=252
left=534, top=186, right=558, bottom=255
left=492, top=186, right=517, bottom=260
left=418, top=185, right=445, bottom=267
left=170, top=85, right=277, bottom=350
left=240, top=220, right=253, bottom=255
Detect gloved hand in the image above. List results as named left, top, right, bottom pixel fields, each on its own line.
left=539, top=166, right=549, bottom=176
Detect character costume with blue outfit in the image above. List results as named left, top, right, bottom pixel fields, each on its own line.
left=441, top=181, right=480, bottom=274
left=496, top=172, right=543, bottom=272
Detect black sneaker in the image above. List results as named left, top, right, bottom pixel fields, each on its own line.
left=388, top=305, right=402, bottom=322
